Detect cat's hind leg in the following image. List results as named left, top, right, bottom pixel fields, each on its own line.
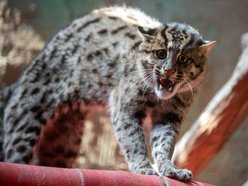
left=34, top=102, right=85, bottom=167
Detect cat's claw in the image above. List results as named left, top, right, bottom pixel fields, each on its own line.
left=164, top=168, right=192, bottom=181
left=157, top=160, right=192, bottom=181
left=138, top=168, right=158, bottom=175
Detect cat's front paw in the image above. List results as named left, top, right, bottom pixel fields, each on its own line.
left=165, top=168, right=192, bottom=181
left=131, top=162, right=158, bottom=175
left=158, top=161, right=192, bottom=181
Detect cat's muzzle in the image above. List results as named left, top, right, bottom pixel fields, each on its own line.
left=157, top=77, right=175, bottom=93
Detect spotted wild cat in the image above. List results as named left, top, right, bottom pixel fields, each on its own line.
left=0, top=6, right=216, bottom=181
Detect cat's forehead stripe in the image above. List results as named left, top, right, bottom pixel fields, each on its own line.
left=184, top=34, right=194, bottom=48
left=161, top=27, right=168, bottom=49
left=162, top=24, right=202, bottom=49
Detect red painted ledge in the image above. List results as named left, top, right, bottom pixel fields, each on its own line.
left=0, top=162, right=214, bottom=186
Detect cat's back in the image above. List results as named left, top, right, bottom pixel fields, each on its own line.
left=90, top=6, right=161, bottom=28
left=15, top=6, right=162, bottom=99
left=64, top=6, right=161, bottom=52
left=36, top=6, right=160, bottom=70
left=40, top=6, right=162, bottom=84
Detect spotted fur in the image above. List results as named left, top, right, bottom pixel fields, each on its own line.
left=0, top=6, right=215, bottom=181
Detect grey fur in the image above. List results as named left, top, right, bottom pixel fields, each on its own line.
left=0, top=7, right=213, bottom=181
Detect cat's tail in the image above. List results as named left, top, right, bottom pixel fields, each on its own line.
left=0, top=85, right=15, bottom=161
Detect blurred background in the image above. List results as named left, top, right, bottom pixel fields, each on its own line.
left=0, top=0, right=248, bottom=185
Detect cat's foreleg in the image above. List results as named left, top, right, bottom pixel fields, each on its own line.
left=151, top=122, right=192, bottom=181
left=109, top=88, right=157, bottom=175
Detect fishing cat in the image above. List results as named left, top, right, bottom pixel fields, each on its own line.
left=0, top=6, right=215, bottom=181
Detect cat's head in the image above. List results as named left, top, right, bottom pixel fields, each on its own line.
left=137, top=23, right=216, bottom=100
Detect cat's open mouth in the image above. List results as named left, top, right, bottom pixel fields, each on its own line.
left=154, top=77, right=179, bottom=99
left=157, top=77, right=175, bottom=93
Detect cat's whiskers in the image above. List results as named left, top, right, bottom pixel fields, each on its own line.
left=130, top=69, right=153, bottom=87
left=184, top=79, right=194, bottom=97
left=122, top=69, right=153, bottom=86
left=138, top=73, right=153, bottom=91
left=131, top=75, right=148, bottom=87
left=141, top=72, right=154, bottom=95
left=131, top=71, right=154, bottom=100
left=128, top=75, right=153, bottom=101
left=186, top=77, right=206, bottom=99
left=189, top=75, right=204, bottom=89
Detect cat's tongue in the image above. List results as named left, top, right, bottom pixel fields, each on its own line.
left=158, top=78, right=175, bottom=92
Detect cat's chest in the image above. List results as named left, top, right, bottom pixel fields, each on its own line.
left=143, top=99, right=174, bottom=126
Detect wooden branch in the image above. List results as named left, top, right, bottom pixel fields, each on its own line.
left=172, top=33, right=248, bottom=175
left=0, top=162, right=214, bottom=186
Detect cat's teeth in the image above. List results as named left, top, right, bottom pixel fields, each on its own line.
left=159, top=84, right=163, bottom=90
left=168, top=86, right=173, bottom=92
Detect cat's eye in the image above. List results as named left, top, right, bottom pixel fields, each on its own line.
left=178, top=54, right=189, bottom=64
left=155, top=49, right=167, bottom=59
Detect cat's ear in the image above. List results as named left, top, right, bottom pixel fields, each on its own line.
left=138, top=26, right=157, bottom=40
left=199, top=40, right=217, bottom=56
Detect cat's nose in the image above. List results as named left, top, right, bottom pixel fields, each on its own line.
left=164, top=69, right=175, bottom=78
